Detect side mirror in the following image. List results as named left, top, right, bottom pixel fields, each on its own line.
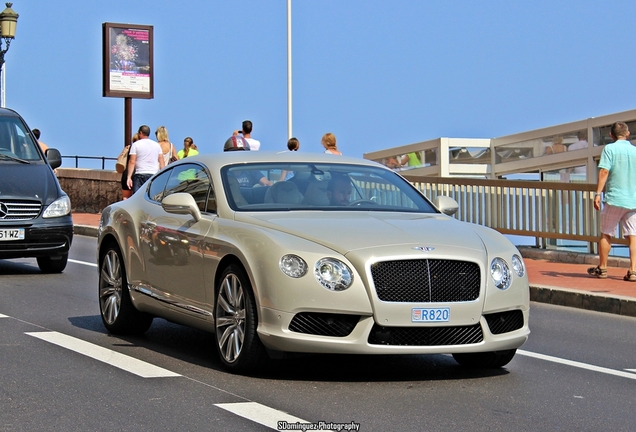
left=435, top=195, right=458, bottom=216
left=45, top=148, right=62, bottom=169
left=161, top=192, right=201, bottom=222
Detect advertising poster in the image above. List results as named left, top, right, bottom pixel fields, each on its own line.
left=102, top=23, right=153, bottom=99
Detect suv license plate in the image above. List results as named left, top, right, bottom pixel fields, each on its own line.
left=412, top=307, right=450, bottom=322
left=0, top=228, right=25, bottom=241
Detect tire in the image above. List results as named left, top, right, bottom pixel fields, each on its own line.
left=214, top=263, right=267, bottom=373
left=37, top=254, right=68, bottom=273
left=452, top=349, right=517, bottom=368
left=99, top=244, right=153, bottom=335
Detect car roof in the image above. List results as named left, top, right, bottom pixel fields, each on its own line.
left=0, top=107, right=23, bottom=118
left=177, top=151, right=385, bottom=171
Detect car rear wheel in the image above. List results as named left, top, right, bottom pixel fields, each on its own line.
left=37, top=253, right=68, bottom=273
left=99, top=244, right=152, bottom=335
left=215, top=263, right=267, bottom=373
left=452, top=349, right=517, bottom=368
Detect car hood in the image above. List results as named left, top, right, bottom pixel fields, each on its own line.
left=0, top=162, right=60, bottom=203
left=236, top=212, right=486, bottom=256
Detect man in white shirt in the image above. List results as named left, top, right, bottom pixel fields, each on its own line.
left=233, top=120, right=261, bottom=151
left=126, top=125, right=165, bottom=193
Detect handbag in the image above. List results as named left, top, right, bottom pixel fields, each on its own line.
left=169, top=143, right=178, bottom=163
left=115, top=145, right=130, bottom=173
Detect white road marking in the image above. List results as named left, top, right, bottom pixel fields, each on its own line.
left=0, top=314, right=8, bottom=318
left=626, top=369, right=636, bottom=373
left=68, top=258, right=98, bottom=268
left=215, top=402, right=339, bottom=431
left=518, top=349, right=636, bottom=380
left=26, top=331, right=181, bottom=378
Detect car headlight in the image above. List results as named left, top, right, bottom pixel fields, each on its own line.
left=490, top=257, right=512, bottom=290
left=314, top=258, right=353, bottom=291
left=43, top=195, right=71, bottom=218
left=511, top=254, right=525, bottom=277
left=280, top=254, right=308, bottom=278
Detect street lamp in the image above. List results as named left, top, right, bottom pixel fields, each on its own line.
left=0, top=2, right=18, bottom=107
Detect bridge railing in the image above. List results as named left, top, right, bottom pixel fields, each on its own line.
left=61, top=155, right=117, bottom=170
left=402, top=175, right=616, bottom=252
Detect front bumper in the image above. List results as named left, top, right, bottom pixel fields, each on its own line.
left=257, top=307, right=529, bottom=355
left=0, top=217, right=74, bottom=259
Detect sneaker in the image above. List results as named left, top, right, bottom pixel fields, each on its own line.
left=587, top=266, right=608, bottom=279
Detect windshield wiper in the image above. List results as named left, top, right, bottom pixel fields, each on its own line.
left=0, top=153, right=30, bottom=164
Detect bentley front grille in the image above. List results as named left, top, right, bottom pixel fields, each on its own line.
left=484, top=310, right=524, bottom=335
left=370, top=259, right=480, bottom=303
left=289, top=312, right=360, bottom=337
left=368, top=323, right=483, bottom=346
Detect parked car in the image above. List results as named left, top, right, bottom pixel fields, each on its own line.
left=0, top=108, right=72, bottom=273
left=97, top=152, right=529, bottom=373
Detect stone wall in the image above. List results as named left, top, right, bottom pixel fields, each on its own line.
left=56, top=168, right=122, bottom=214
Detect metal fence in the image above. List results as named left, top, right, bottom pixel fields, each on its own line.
left=402, top=175, right=616, bottom=252
left=62, top=155, right=117, bottom=169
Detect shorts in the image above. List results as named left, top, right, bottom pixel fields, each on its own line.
left=600, top=203, right=636, bottom=237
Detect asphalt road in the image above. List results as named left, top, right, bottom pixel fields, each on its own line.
left=1, top=235, right=635, bottom=431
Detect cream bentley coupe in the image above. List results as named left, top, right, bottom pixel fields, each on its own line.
left=97, top=152, right=529, bottom=373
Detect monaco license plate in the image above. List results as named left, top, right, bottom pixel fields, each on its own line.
left=0, top=228, right=25, bottom=241
left=412, top=307, right=450, bottom=322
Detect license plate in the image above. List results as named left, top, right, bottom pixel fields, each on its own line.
left=0, top=228, right=25, bottom=241
left=412, top=307, right=450, bottom=322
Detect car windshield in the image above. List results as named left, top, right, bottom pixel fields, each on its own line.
left=0, top=116, right=42, bottom=162
left=222, top=162, right=438, bottom=213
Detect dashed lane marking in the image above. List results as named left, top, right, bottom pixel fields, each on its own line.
left=215, top=402, right=338, bottom=432
left=68, top=258, right=98, bottom=268
left=26, top=331, right=181, bottom=378
left=518, top=349, right=636, bottom=380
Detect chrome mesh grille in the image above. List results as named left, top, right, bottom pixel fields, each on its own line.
left=484, top=310, right=524, bottom=335
left=289, top=313, right=359, bottom=337
left=370, top=259, right=481, bottom=303
left=368, top=323, right=483, bottom=346
left=0, top=200, right=42, bottom=221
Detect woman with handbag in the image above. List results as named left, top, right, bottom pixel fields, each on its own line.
left=120, top=133, right=138, bottom=200
left=156, top=126, right=178, bottom=166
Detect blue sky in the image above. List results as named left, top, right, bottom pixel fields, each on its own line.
left=7, top=1, right=636, bottom=168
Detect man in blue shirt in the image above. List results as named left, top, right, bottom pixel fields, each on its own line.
left=588, top=121, right=636, bottom=281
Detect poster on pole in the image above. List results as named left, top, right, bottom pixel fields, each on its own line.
left=102, top=22, right=154, bottom=99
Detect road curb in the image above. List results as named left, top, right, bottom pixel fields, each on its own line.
left=530, top=284, right=636, bottom=317
left=518, top=246, right=630, bottom=269
left=74, top=225, right=99, bottom=238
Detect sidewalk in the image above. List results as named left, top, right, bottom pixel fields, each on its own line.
left=73, top=213, right=636, bottom=318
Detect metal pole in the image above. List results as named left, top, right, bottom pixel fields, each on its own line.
left=1, top=63, right=4, bottom=107
left=287, top=0, right=292, bottom=139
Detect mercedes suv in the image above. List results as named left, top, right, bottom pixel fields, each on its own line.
left=0, top=108, right=72, bottom=272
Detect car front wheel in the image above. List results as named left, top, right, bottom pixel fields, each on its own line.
left=452, top=349, right=517, bottom=368
left=37, top=254, right=68, bottom=273
left=99, top=244, right=152, bottom=335
left=215, top=263, right=267, bottom=373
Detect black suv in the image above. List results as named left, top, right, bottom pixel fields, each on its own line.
left=0, top=108, right=73, bottom=272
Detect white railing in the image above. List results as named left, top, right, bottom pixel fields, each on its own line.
left=400, top=175, right=620, bottom=252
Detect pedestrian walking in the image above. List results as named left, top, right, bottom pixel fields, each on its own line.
left=233, top=120, right=261, bottom=151
left=178, top=137, right=199, bottom=159
left=126, top=125, right=164, bottom=193
left=321, top=133, right=341, bottom=155
left=588, top=121, right=636, bottom=281
left=121, top=133, right=138, bottom=199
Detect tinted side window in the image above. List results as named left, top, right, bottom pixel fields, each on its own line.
left=163, top=164, right=211, bottom=212
left=148, top=169, right=171, bottom=202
